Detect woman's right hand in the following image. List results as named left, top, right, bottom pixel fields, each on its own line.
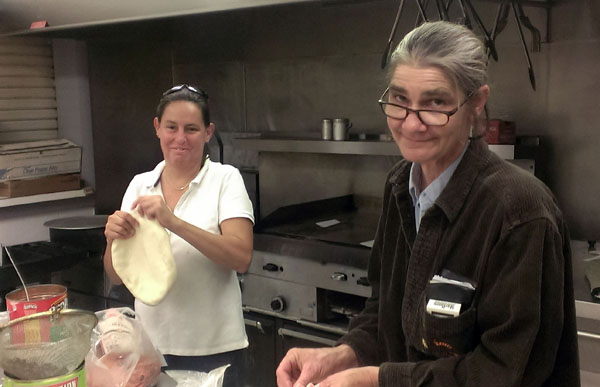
left=276, top=344, right=358, bottom=387
left=104, top=210, right=139, bottom=243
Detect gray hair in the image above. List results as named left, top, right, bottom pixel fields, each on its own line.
left=388, top=21, right=488, bottom=98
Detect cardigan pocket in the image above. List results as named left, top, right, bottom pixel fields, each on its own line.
left=417, top=291, right=478, bottom=358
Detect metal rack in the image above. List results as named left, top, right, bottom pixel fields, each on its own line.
left=476, top=0, right=555, bottom=42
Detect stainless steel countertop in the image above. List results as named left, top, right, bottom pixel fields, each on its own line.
left=571, top=240, right=600, bottom=321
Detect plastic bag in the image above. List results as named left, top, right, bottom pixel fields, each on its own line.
left=86, top=307, right=164, bottom=387
left=164, top=365, right=229, bottom=387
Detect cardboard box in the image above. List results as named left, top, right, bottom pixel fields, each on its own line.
left=0, top=173, right=81, bottom=198
left=485, top=120, right=516, bottom=144
left=0, top=139, right=82, bottom=182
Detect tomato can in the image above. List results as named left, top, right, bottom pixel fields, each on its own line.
left=5, top=284, right=67, bottom=321
left=2, top=363, right=85, bottom=387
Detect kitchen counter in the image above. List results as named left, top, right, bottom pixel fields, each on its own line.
left=570, top=240, right=600, bottom=385
left=570, top=240, right=600, bottom=311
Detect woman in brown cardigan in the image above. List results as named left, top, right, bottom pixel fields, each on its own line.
left=276, top=21, right=579, bottom=387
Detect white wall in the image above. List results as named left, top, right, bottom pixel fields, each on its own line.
left=0, top=39, right=96, bottom=247
left=53, top=38, right=95, bottom=190
left=0, top=200, right=95, bottom=246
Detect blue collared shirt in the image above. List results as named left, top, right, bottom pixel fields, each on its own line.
left=409, top=145, right=469, bottom=232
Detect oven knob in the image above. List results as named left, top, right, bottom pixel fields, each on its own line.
left=331, top=272, right=347, bottom=281
left=270, top=297, right=285, bottom=312
left=262, top=263, right=280, bottom=272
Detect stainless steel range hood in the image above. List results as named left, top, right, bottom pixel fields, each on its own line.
left=0, top=0, right=315, bottom=36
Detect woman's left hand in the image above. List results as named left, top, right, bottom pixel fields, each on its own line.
left=131, top=195, right=176, bottom=229
left=307, top=366, right=379, bottom=387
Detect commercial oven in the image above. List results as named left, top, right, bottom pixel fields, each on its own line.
left=241, top=195, right=377, bottom=387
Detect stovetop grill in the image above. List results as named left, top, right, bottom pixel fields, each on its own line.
left=242, top=195, right=378, bottom=325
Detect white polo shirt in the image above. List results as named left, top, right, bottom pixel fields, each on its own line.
left=119, top=158, right=254, bottom=356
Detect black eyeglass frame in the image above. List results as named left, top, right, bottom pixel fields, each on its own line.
left=162, top=84, right=208, bottom=99
left=377, top=87, right=474, bottom=126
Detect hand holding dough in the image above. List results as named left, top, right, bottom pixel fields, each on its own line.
left=112, top=209, right=176, bottom=305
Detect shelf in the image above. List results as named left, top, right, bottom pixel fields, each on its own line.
left=0, top=0, right=315, bottom=37
left=235, top=137, right=515, bottom=159
left=0, top=187, right=92, bottom=208
left=235, top=138, right=401, bottom=156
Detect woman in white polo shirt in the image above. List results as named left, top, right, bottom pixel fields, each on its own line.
left=103, top=84, right=254, bottom=387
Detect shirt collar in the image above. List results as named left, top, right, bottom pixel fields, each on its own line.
left=388, top=138, right=494, bottom=229
left=408, top=142, right=469, bottom=208
left=144, top=157, right=212, bottom=189
left=408, top=163, right=422, bottom=207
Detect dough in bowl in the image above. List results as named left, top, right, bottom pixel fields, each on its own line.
left=111, top=210, right=176, bottom=305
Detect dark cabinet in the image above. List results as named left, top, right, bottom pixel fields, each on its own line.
left=245, top=312, right=278, bottom=387
left=244, top=312, right=344, bottom=387
left=577, top=311, right=600, bottom=386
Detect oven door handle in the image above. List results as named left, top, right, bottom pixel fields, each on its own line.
left=296, top=319, right=348, bottom=336
left=244, top=318, right=273, bottom=334
left=278, top=328, right=337, bottom=347
left=578, top=330, right=600, bottom=341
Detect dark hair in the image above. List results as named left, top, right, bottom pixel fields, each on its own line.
left=156, top=85, right=210, bottom=126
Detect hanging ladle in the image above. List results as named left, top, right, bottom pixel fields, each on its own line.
left=511, top=1, right=536, bottom=90
left=4, top=246, right=30, bottom=301
left=381, top=0, right=405, bottom=69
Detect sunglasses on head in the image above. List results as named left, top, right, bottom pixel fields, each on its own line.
left=162, top=84, right=208, bottom=99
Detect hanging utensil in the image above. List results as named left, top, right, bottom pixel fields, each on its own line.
left=515, top=2, right=541, bottom=52
left=433, top=0, right=445, bottom=20
left=414, top=0, right=429, bottom=26
left=464, top=0, right=498, bottom=61
left=4, top=246, right=30, bottom=301
left=488, top=1, right=510, bottom=61
left=381, top=0, right=405, bottom=69
left=487, top=4, right=504, bottom=61
left=511, top=1, right=536, bottom=90
left=456, top=0, right=472, bottom=29
left=438, top=0, right=451, bottom=20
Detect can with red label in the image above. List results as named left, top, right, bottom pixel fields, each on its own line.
left=5, top=284, right=67, bottom=321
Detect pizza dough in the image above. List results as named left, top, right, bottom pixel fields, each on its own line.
left=111, top=210, right=176, bottom=306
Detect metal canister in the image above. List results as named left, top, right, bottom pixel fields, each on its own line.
left=321, top=119, right=333, bottom=140
left=332, top=118, right=352, bottom=141
left=6, top=284, right=67, bottom=321
left=2, top=363, right=85, bottom=387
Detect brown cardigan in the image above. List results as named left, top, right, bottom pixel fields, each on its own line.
left=338, top=138, right=580, bottom=386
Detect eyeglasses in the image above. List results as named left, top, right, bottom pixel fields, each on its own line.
left=377, top=87, right=473, bottom=126
left=162, top=84, right=208, bottom=99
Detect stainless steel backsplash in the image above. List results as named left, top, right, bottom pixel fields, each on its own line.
left=83, top=0, right=600, bottom=240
